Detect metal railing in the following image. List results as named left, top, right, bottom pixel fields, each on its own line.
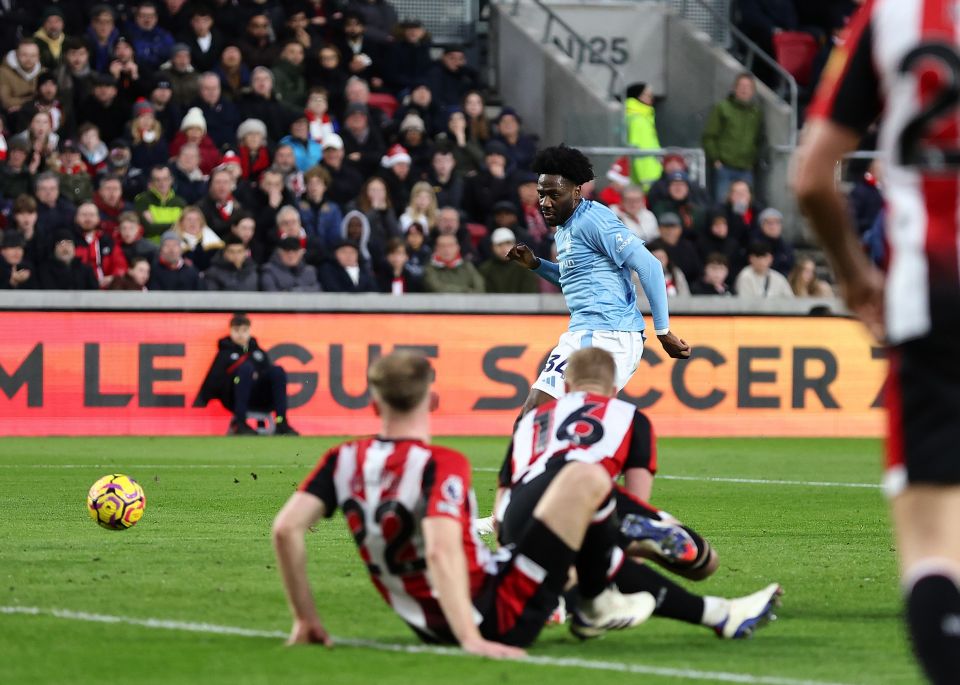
left=577, top=146, right=709, bottom=189
left=504, top=0, right=625, bottom=101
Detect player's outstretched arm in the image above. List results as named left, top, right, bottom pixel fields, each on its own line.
left=272, top=492, right=333, bottom=647
left=625, top=244, right=691, bottom=359
left=423, top=517, right=527, bottom=659
left=507, top=243, right=560, bottom=286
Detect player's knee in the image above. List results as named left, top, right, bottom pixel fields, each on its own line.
left=559, top=462, right=611, bottom=504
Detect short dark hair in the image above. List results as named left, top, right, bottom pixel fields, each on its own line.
left=748, top=241, right=773, bottom=258
left=531, top=144, right=594, bottom=185
left=150, top=164, right=170, bottom=178
left=704, top=252, right=729, bottom=267
left=64, top=37, right=89, bottom=53
left=230, top=210, right=253, bottom=226
left=386, top=237, right=405, bottom=254
left=229, top=313, right=251, bottom=328
left=128, top=255, right=150, bottom=268
left=223, top=234, right=245, bottom=247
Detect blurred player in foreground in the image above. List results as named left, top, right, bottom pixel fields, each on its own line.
left=498, top=348, right=782, bottom=639
left=272, top=351, right=655, bottom=658
left=508, top=144, right=691, bottom=416
left=793, top=2, right=960, bottom=681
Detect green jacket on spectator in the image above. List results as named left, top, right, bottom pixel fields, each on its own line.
left=478, top=257, right=539, bottom=294
left=424, top=257, right=485, bottom=294
left=134, top=187, right=186, bottom=238
left=625, top=97, right=662, bottom=190
left=702, top=95, right=764, bottom=171
left=59, top=169, right=93, bottom=205
left=272, top=59, right=306, bottom=111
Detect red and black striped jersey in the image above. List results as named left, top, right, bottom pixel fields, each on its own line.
left=809, top=0, right=960, bottom=343
left=299, top=438, right=496, bottom=641
left=499, top=391, right=657, bottom=488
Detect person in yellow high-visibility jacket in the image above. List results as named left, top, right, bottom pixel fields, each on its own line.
left=624, top=83, right=662, bottom=191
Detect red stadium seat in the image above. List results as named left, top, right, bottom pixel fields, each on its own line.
left=367, top=92, right=400, bottom=119
left=772, top=31, right=820, bottom=87
left=466, top=223, right=488, bottom=250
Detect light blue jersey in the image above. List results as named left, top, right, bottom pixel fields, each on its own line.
left=533, top=200, right=670, bottom=333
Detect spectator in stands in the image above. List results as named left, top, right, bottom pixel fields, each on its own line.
left=429, top=144, right=464, bottom=210
left=11, top=110, right=57, bottom=165
left=57, top=39, right=93, bottom=122
left=386, top=20, right=433, bottom=94
left=127, top=0, right=175, bottom=73
left=849, top=158, right=884, bottom=236
left=342, top=75, right=386, bottom=130
left=73, top=201, right=126, bottom=287
left=399, top=181, right=438, bottom=234
left=319, top=238, right=376, bottom=293
left=34, top=7, right=66, bottom=72
left=645, top=238, right=689, bottom=296
left=239, top=12, right=279, bottom=69
left=195, top=312, right=299, bottom=435
left=344, top=0, right=398, bottom=43
left=35, top=171, right=76, bottom=235
left=722, top=179, right=760, bottom=244
left=379, top=143, right=415, bottom=212
left=78, top=124, right=108, bottom=177
left=479, top=227, right=539, bottom=294
left=106, top=140, right=147, bottom=201
left=0, top=140, right=36, bottom=199
left=193, top=72, right=239, bottom=149
left=614, top=185, right=658, bottom=241
left=227, top=210, right=263, bottom=264
left=241, top=67, right=295, bottom=143
left=377, top=237, right=423, bottom=294
left=169, top=143, right=207, bottom=205
left=145, top=77, right=179, bottom=137
left=174, top=205, right=223, bottom=271
left=9, top=195, right=46, bottom=268
left=93, top=174, right=132, bottom=235
left=650, top=171, right=707, bottom=237
left=437, top=107, right=484, bottom=175
left=424, top=232, right=484, bottom=293
left=321, top=133, right=364, bottom=207
left=214, top=44, right=250, bottom=102
left=646, top=153, right=711, bottom=208
left=108, top=254, right=151, bottom=290
left=492, top=107, right=537, bottom=172
left=149, top=230, right=200, bottom=290
left=278, top=5, right=319, bottom=49
left=690, top=253, right=732, bottom=296
left=182, top=4, right=223, bottom=73
left=39, top=228, right=98, bottom=290
left=78, top=73, right=127, bottom=143
left=86, top=5, right=120, bottom=74
left=433, top=206, right=475, bottom=263
left=260, top=235, right=320, bottom=292
left=339, top=210, right=377, bottom=264
left=171, top=107, right=219, bottom=175
left=254, top=169, right=298, bottom=246
left=462, top=90, right=490, bottom=144
left=703, top=73, right=765, bottom=204
left=463, top=140, right=521, bottom=224
left=517, top=172, right=550, bottom=252
left=274, top=205, right=322, bottom=269
left=396, top=81, right=443, bottom=137
left=115, top=211, right=158, bottom=265
left=107, top=37, right=142, bottom=109
left=0, top=231, right=37, bottom=290
left=280, top=115, right=322, bottom=172
left=341, top=103, right=386, bottom=178
left=697, top=212, right=741, bottom=273
left=56, top=139, right=93, bottom=205
left=273, top=41, right=308, bottom=111
left=427, top=46, right=481, bottom=110
left=136, top=165, right=186, bottom=237
left=598, top=157, right=630, bottom=208
left=734, top=241, right=793, bottom=298
left=203, top=234, right=259, bottom=291
left=310, top=46, right=348, bottom=120
left=753, top=208, right=794, bottom=276
left=17, top=71, right=68, bottom=137
left=158, top=43, right=199, bottom=108
left=485, top=201, right=530, bottom=256
left=335, top=11, right=385, bottom=90
left=788, top=256, right=834, bottom=298
left=129, top=99, right=170, bottom=173
left=736, top=0, right=798, bottom=85
left=656, top=213, right=701, bottom=285
left=356, top=175, right=400, bottom=247
left=624, top=83, right=662, bottom=190
left=397, top=113, right=433, bottom=176
left=299, top=166, right=342, bottom=249
left=404, top=221, right=431, bottom=278
left=237, top=118, right=272, bottom=181
left=304, top=87, right=335, bottom=147
left=0, top=38, right=42, bottom=114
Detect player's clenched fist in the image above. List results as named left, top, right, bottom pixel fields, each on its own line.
left=507, top=243, right=540, bottom=270
left=658, top=331, right=692, bottom=360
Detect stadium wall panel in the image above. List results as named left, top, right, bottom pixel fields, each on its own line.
left=0, top=311, right=884, bottom=438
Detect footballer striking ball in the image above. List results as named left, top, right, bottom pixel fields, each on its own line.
left=87, top=474, right=146, bottom=530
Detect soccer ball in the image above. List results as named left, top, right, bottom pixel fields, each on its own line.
left=87, top=474, right=146, bottom=530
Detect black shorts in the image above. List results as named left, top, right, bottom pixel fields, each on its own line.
left=886, top=336, right=960, bottom=491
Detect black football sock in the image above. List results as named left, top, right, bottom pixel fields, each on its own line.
left=576, top=498, right=620, bottom=600
left=905, top=572, right=960, bottom=684
left=516, top=518, right=577, bottom=595
left=613, top=560, right=705, bottom=625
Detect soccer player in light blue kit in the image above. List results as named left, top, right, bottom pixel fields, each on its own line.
left=509, top=145, right=691, bottom=416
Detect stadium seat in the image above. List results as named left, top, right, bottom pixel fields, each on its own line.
left=367, top=92, right=400, bottom=119
left=772, top=32, right=820, bottom=87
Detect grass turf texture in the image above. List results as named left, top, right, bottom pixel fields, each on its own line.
left=0, top=437, right=921, bottom=685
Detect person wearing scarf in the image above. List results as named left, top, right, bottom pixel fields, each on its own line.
left=423, top=232, right=484, bottom=293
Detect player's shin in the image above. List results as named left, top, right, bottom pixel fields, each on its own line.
left=613, top=560, right=709, bottom=625
left=903, top=560, right=960, bottom=685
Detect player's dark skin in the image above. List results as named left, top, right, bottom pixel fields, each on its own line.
left=508, top=173, right=691, bottom=415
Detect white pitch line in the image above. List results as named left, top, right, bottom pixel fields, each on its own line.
left=0, top=605, right=855, bottom=685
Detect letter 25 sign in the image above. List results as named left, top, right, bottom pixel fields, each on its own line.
left=0, top=312, right=885, bottom=437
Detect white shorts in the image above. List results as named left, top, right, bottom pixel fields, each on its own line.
left=531, top=330, right=645, bottom=399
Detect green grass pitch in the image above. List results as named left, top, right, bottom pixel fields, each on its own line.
left=0, top=437, right=923, bottom=684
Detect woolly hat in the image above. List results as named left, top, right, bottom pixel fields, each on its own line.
left=322, top=133, right=343, bottom=151
left=220, top=149, right=242, bottom=166
left=490, top=227, right=516, bottom=245
left=180, top=107, right=207, bottom=133
left=381, top=144, right=412, bottom=169
left=606, top=156, right=630, bottom=186
left=758, top=208, right=784, bottom=224
left=237, top=118, right=267, bottom=141
left=399, top=112, right=426, bottom=133
left=132, top=98, right=154, bottom=117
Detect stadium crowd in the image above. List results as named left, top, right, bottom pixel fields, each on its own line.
left=0, top=0, right=842, bottom=299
